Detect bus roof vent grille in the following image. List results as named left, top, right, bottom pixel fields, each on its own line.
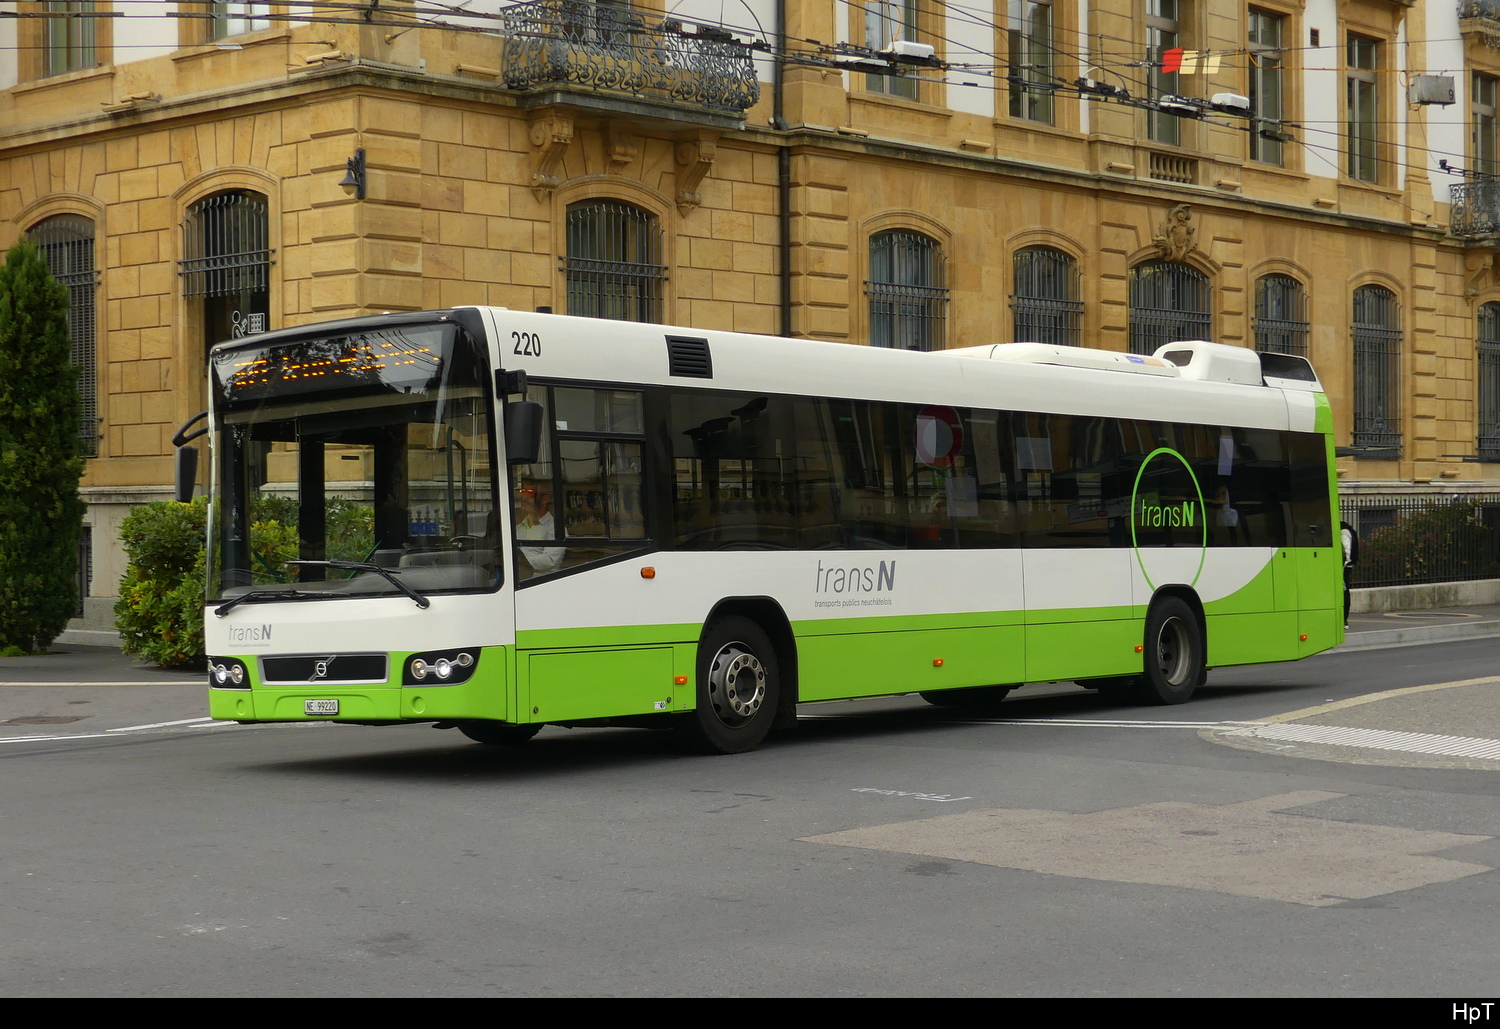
left=667, top=336, right=713, bottom=378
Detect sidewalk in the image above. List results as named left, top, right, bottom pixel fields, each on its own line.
left=1339, top=602, right=1500, bottom=653
left=4, top=607, right=1499, bottom=765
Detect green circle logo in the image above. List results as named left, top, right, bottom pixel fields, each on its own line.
left=1130, top=447, right=1207, bottom=591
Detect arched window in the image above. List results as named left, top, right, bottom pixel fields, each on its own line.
left=179, top=189, right=272, bottom=350
left=28, top=214, right=98, bottom=457
left=564, top=200, right=666, bottom=323
left=1128, top=260, right=1211, bottom=355
left=1351, top=285, right=1402, bottom=452
left=1012, top=246, right=1081, bottom=346
left=1479, top=302, right=1500, bottom=460
left=867, top=231, right=946, bottom=351
left=1252, top=273, right=1309, bottom=357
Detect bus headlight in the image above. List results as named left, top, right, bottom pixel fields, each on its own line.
left=403, top=649, right=479, bottom=686
left=207, top=658, right=250, bottom=689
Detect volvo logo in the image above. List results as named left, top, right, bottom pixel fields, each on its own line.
left=309, top=657, right=335, bottom=682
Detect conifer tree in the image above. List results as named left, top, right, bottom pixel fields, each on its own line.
left=0, top=240, right=86, bottom=654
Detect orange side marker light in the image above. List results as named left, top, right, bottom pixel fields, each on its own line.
left=1135, top=645, right=1144, bottom=653
left=933, top=658, right=944, bottom=667
left=674, top=675, right=688, bottom=686
left=641, top=566, right=656, bottom=579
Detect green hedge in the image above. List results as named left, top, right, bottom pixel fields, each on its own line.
left=114, top=495, right=377, bottom=668
left=115, top=497, right=208, bottom=669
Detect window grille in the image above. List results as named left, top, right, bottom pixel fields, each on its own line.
left=179, top=191, right=272, bottom=300
left=867, top=231, right=947, bottom=351
left=1012, top=247, right=1082, bottom=346
left=1128, top=260, right=1211, bottom=355
left=564, top=201, right=666, bottom=323
left=1479, top=302, right=1500, bottom=459
left=1252, top=274, right=1309, bottom=357
left=1351, top=285, right=1402, bottom=451
left=29, top=215, right=99, bottom=457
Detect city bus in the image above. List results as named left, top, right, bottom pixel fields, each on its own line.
left=197, top=307, right=1342, bottom=753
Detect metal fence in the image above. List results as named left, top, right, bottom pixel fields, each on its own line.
left=1339, top=493, right=1500, bottom=588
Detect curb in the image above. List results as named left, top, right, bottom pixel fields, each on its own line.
left=1332, top=619, right=1500, bottom=654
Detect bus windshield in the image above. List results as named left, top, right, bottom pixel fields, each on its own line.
left=207, top=320, right=500, bottom=603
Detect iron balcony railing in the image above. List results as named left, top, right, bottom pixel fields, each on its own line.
left=498, top=0, right=760, bottom=114
left=1460, top=0, right=1500, bottom=21
left=1450, top=178, right=1500, bottom=238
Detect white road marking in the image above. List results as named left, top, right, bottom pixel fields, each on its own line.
left=804, top=709, right=1500, bottom=762
left=0, top=681, right=195, bottom=687
left=799, top=712, right=1235, bottom=730
left=0, top=733, right=118, bottom=745
left=108, top=717, right=215, bottom=733
left=1, top=717, right=242, bottom=745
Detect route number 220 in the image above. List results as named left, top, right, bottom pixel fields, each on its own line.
left=512, top=331, right=542, bottom=357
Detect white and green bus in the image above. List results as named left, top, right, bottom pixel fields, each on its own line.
left=198, top=308, right=1342, bottom=753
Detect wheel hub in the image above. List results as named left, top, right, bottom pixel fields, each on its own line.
left=1156, top=617, right=1191, bottom=686
left=708, top=643, right=766, bottom=724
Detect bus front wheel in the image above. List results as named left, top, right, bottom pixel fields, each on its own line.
left=1136, top=597, right=1203, bottom=705
left=680, top=616, right=780, bottom=755
left=455, top=720, right=542, bottom=746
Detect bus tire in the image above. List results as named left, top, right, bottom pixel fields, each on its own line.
left=1135, top=597, right=1203, bottom=705
left=679, top=615, right=779, bottom=755
left=455, top=720, right=542, bottom=746
left=919, top=686, right=1013, bottom=710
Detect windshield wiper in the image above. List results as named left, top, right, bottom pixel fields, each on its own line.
left=214, top=588, right=324, bottom=618
left=284, top=560, right=431, bottom=610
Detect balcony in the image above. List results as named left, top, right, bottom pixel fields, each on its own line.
left=1148, top=151, right=1198, bottom=185
left=1451, top=179, right=1500, bottom=239
left=498, top=0, right=760, bottom=121
left=1460, top=0, right=1500, bottom=46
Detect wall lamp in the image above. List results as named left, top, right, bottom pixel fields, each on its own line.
left=340, top=148, right=366, bottom=199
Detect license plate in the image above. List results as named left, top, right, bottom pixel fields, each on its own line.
left=304, top=699, right=339, bottom=716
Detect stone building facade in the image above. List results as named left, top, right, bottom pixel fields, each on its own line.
left=1, top=1, right=1498, bottom=639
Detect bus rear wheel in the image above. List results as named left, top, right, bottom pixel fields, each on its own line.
left=679, top=615, right=780, bottom=755
left=1135, top=597, right=1203, bottom=705
left=919, top=686, right=1013, bottom=710
left=455, top=720, right=542, bottom=746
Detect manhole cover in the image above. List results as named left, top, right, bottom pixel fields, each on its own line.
left=2, top=715, right=87, bottom=725
left=1380, top=611, right=1480, bottom=621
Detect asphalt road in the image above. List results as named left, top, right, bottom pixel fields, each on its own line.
left=2, top=638, right=1499, bottom=997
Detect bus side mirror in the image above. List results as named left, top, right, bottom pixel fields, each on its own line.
left=172, top=411, right=209, bottom=502
left=505, top=401, right=544, bottom=464
left=175, top=446, right=200, bottom=503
